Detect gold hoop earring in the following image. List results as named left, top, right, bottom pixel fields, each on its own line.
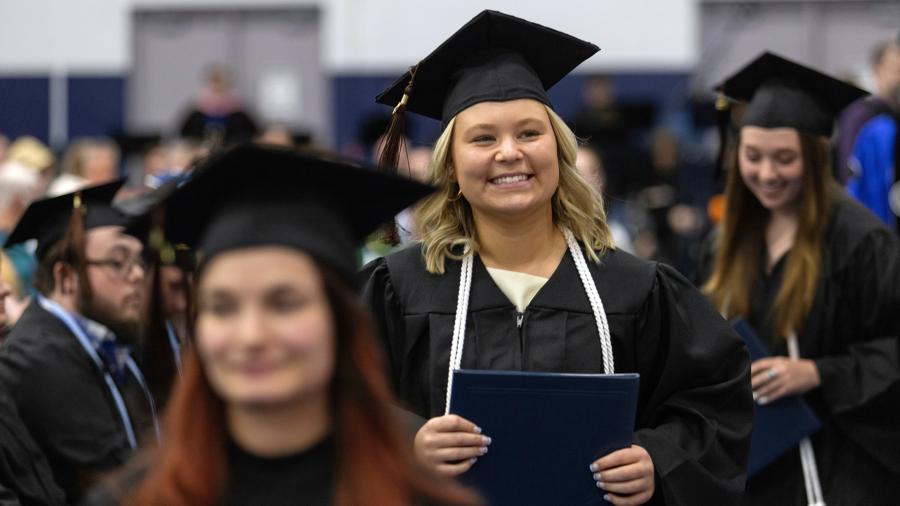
left=447, top=187, right=463, bottom=202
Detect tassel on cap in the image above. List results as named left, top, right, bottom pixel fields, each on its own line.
left=714, top=91, right=732, bottom=182
left=376, top=65, right=419, bottom=246
left=60, top=191, right=92, bottom=300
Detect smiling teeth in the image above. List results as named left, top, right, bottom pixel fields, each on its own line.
left=492, top=174, right=529, bottom=184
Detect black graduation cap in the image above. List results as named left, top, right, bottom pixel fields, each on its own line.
left=161, top=144, right=435, bottom=281
left=376, top=10, right=599, bottom=128
left=717, top=51, right=868, bottom=136
left=3, top=179, right=128, bottom=260
left=116, top=178, right=191, bottom=266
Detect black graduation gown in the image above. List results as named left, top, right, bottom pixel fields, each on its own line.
left=223, top=436, right=335, bottom=506
left=0, top=301, right=156, bottom=503
left=79, top=437, right=334, bottom=506
left=363, top=244, right=754, bottom=505
left=0, top=389, right=66, bottom=506
left=743, top=197, right=900, bottom=505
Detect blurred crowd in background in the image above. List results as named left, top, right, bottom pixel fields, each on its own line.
left=1, top=35, right=899, bottom=333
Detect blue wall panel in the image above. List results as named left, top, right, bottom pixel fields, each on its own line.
left=332, top=72, right=690, bottom=155
left=0, top=72, right=687, bottom=156
left=68, top=76, right=126, bottom=139
left=0, top=77, right=50, bottom=144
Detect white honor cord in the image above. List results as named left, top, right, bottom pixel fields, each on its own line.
left=789, top=332, right=826, bottom=506
left=444, top=253, right=474, bottom=415
left=443, top=229, right=615, bottom=415
left=564, top=229, right=614, bottom=375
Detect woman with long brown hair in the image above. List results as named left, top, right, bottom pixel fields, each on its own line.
left=704, top=52, right=900, bottom=505
left=87, top=145, right=479, bottom=506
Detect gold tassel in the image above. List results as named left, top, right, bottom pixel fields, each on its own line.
left=60, top=192, right=92, bottom=300
left=714, top=92, right=733, bottom=182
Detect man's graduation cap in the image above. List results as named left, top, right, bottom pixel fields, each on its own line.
left=4, top=179, right=128, bottom=260
left=159, top=144, right=435, bottom=281
left=116, top=178, right=192, bottom=268
left=717, top=51, right=868, bottom=137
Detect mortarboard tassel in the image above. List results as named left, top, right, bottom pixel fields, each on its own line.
left=59, top=192, right=93, bottom=300
left=142, top=206, right=180, bottom=408
left=377, top=65, right=419, bottom=245
left=714, top=92, right=733, bottom=183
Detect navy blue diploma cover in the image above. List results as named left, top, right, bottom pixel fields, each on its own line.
left=449, top=370, right=640, bottom=505
left=731, top=318, right=821, bottom=477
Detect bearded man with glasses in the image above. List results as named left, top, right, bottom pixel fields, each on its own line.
left=0, top=180, right=158, bottom=504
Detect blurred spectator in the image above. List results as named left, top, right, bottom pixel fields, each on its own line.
left=572, top=76, right=658, bottom=199
left=575, top=144, right=634, bottom=253
left=180, top=64, right=258, bottom=147
left=46, top=174, right=90, bottom=198
left=6, top=136, right=56, bottom=195
left=143, top=139, right=205, bottom=190
left=59, top=137, right=121, bottom=186
left=846, top=40, right=900, bottom=230
left=634, top=129, right=715, bottom=278
left=0, top=162, right=42, bottom=303
left=0, top=134, right=8, bottom=165
left=0, top=253, right=11, bottom=340
left=835, top=40, right=900, bottom=182
left=256, top=124, right=295, bottom=148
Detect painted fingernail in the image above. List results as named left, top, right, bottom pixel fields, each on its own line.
left=597, top=481, right=606, bottom=490
left=752, top=392, right=759, bottom=401
left=596, top=481, right=603, bottom=489
left=603, top=494, right=611, bottom=501
left=593, top=472, right=602, bottom=481
left=483, top=436, right=492, bottom=445
left=469, top=457, right=477, bottom=464
left=480, top=446, right=488, bottom=455
left=473, top=426, right=482, bottom=434
left=759, top=396, right=768, bottom=405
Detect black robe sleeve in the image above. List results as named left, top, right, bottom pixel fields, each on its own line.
left=632, top=263, right=752, bottom=506
left=814, top=227, right=900, bottom=413
left=0, top=392, right=66, bottom=506
left=809, top=224, right=900, bottom=477
left=361, top=257, right=407, bottom=394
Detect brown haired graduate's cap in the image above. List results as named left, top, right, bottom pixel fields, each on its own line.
left=376, top=10, right=599, bottom=129
left=717, top=51, right=867, bottom=136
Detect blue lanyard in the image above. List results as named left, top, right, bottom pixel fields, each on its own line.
left=36, top=296, right=159, bottom=448
left=165, top=320, right=183, bottom=377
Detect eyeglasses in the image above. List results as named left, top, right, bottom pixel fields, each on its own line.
left=86, top=256, right=148, bottom=279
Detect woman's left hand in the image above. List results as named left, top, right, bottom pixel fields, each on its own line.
left=590, top=445, right=655, bottom=506
left=750, top=356, right=821, bottom=405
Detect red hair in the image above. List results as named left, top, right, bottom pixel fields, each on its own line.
left=128, top=262, right=479, bottom=506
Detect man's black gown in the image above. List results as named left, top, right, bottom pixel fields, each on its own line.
left=0, top=302, right=155, bottom=503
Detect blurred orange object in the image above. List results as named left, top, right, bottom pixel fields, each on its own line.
left=708, top=193, right=725, bottom=226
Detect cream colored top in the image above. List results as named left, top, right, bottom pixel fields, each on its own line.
left=485, top=267, right=550, bottom=313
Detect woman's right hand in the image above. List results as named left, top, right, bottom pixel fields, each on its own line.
left=414, top=414, right=491, bottom=476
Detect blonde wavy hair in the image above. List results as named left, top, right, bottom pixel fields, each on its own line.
left=414, top=104, right=614, bottom=274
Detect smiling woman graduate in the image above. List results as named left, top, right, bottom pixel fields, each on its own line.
left=704, top=51, right=900, bottom=505
left=362, top=10, right=753, bottom=506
